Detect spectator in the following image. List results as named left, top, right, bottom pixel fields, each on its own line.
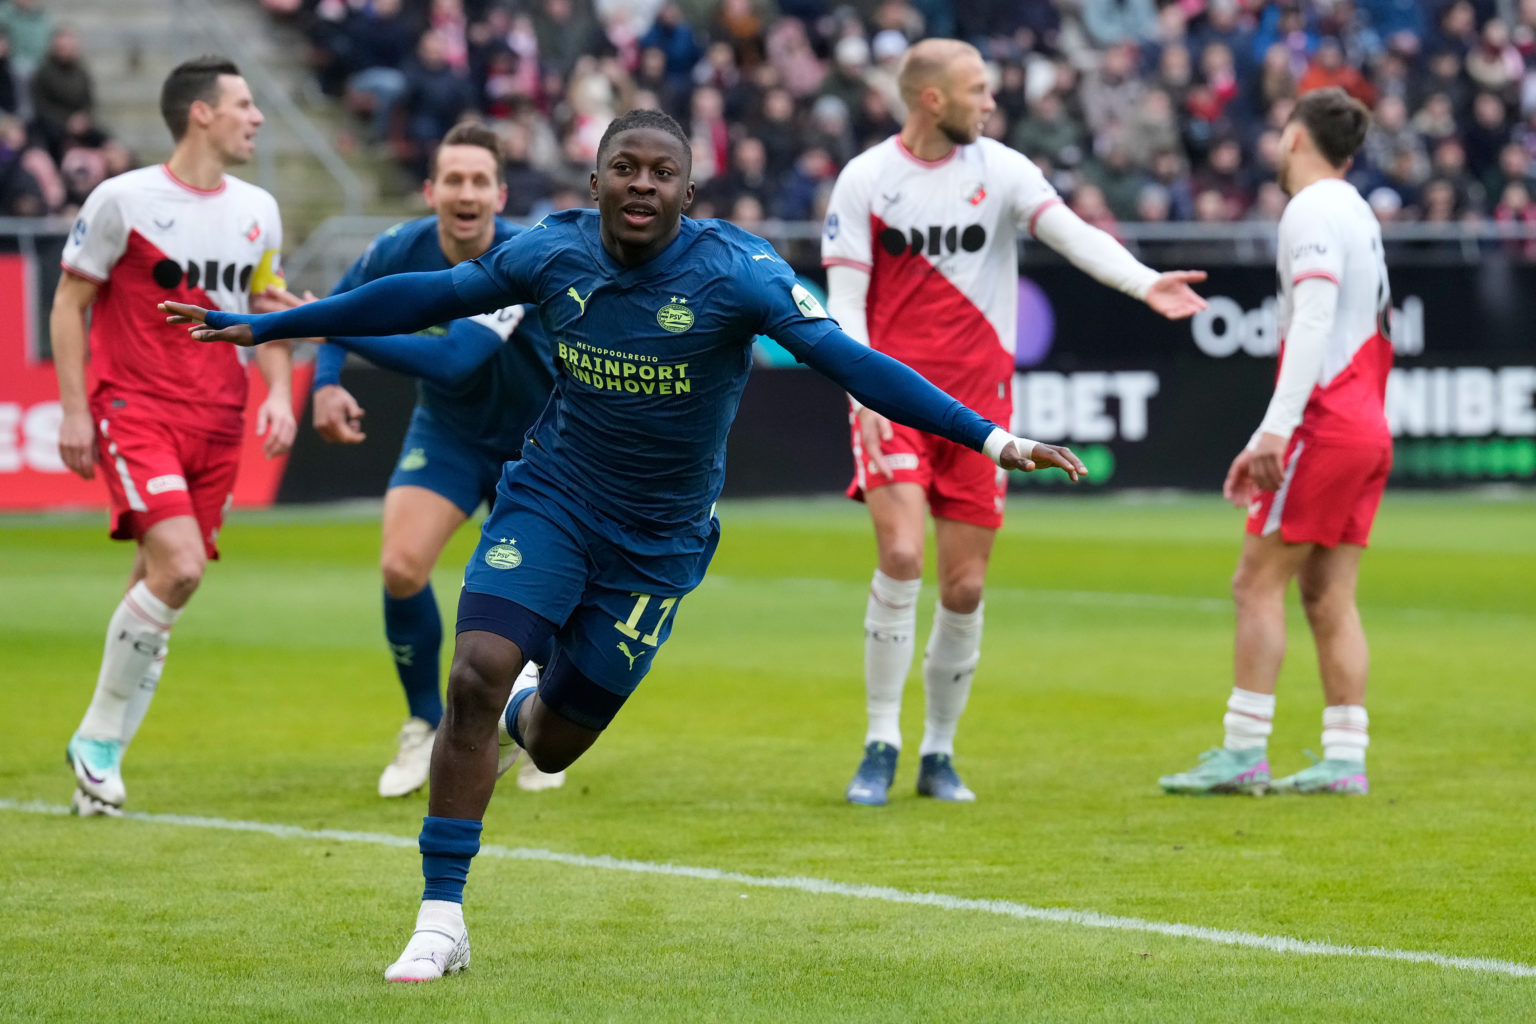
left=1082, top=43, right=1143, bottom=134
left=1248, top=180, right=1289, bottom=222
left=1079, top=0, right=1159, bottom=49
left=1069, top=181, right=1120, bottom=236
left=1083, top=143, right=1143, bottom=221
left=1464, top=90, right=1512, bottom=181
left=1494, top=179, right=1536, bottom=255
left=1151, top=41, right=1195, bottom=111
left=822, top=35, right=872, bottom=118
left=1485, top=140, right=1536, bottom=201
left=1010, top=90, right=1086, bottom=169
left=1146, top=147, right=1196, bottom=221
left=0, top=0, right=51, bottom=76
left=1136, top=180, right=1171, bottom=222
left=1367, top=185, right=1404, bottom=225
left=343, top=0, right=417, bottom=142
left=400, top=30, right=476, bottom=175
left=29, top=26, right=93, bottom=159
left=639, top=2, right=701, bottom=99
left=0, top=111, right=44, bottom=213
left=1428, top=0, right=1480, bottom=58
left=0, top=27, right=17, bottom=115
left=1363, top=95, right=1429, bottom=186
left=1466, top=19, right=1524, bottom=101
left=1298, top=38, right=1376, bottom=108
left=1247, top=43, right=1296, bottom=120
left=688, top=84, right=729, bottom=182
left=1412, top=90, right=1460, bottom=146
left=1123, top=87, right=1180, bottom=166
left=532, top=0, right=596, bottom=77
left=1192, top=135, right=1251, bottom=217
left=713, top=0, right=765, bottom=71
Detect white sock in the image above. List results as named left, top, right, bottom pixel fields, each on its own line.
left=78, top=582, right=180, bottom=741
left=120, top=643, right=167, bottom=756
left=416, top=898, right=465, bottom=934
left=863, top=569, right=921, bottom=748
left=1322, top=705, right=1369, bottom=764
left=498, top=659, right=540, bottom=745
left=1223, top=687, right=1275, bottom=752
left=919, top=602, right=982, bottom=757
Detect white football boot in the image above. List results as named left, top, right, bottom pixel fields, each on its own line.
left=496, top=660, right=541, bottom=780
left=516, top=760, right=567, bottom=791
left=378, top=717, right=436, bottom=798
left=384, top=900, right=470, bottom=982
left=66, top=733, right=126, bottom=811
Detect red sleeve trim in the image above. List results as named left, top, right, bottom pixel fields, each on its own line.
left=1027, top=197, right=1065, bottom=237
left=60, top=262, right=107, bottom=285
left=822, top=257, right=873, bottom=272
left=1292, top=270, right=1340, bottom=286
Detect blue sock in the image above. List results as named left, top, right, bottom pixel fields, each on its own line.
left=505, top=685, right=538, bottom=749
left=419, top=815, right=482, bottom=904
left=384, top=585, right=443, bottom=727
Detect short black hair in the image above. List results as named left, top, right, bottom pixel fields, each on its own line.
left=595, top=108, right=691, bottom=172
left=430, top=120, right=504, bottom=182
left=1290, top=87, right=1371, bottom=168
left=161, top=56, right=241, bottom=141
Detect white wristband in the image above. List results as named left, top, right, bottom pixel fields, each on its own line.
left=983, top=427, right=1039, bottom=466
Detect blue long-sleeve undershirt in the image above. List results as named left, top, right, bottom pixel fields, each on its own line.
left=311, top=318, right=505, bottom=388
left=209, top=267, right=998, bottom=455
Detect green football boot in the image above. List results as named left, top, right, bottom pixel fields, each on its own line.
left=1268, top=752, right=1369, bottom=795
left=1159, top=747, right=1270, bottom=795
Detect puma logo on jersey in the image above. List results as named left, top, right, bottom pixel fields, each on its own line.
left=881, top=192, right=901, bottom=205
left=154, top=218, right=175, bottom=230
left=751, top=252, right=776, bottom=262
left=617, top=641, right=648, bottom=670
left=567, top=286, right=594, bottom=315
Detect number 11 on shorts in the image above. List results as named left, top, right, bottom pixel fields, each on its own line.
left=613, top=593, right=678, bottom=647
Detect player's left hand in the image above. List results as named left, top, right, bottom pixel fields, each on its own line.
left=256, top=391, right=297, bottom=458
left=1248, top=431, right=1289, bottom=492
left=159, top=300, right=257, bottom=346
left=1145, top=271, right=1209, bottom=319
left=1001, top=441, right=1088, bottom=482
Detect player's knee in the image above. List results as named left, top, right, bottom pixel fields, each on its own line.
left=1230, top=565, right=1268, bottom=608
left=1298, top=579, right=1352, bottom=622
left=380, top=548, right=432, bottom=597
left=152, top=553, right=205, bottom=604
left=879, top=543, right=923, bottom=581
left=939, top=576, right=984, bottom=614
left=444, top=656, right=507, bottom=723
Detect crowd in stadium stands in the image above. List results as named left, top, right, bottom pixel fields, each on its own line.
left=0, top=0, right=129, bottom=218
left=12, top=0, right=1536, bottom=236
left=256, top=0, right=1536, bottom=234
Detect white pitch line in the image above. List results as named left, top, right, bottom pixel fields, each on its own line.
left=4, top=798, right=1533, bottom=980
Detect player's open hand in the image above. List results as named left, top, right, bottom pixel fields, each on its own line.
left=159, top=300, right=257, bottom=346
left=313, top=384, right=367, bottom=444
left=1145, top=271, right=1209, bottom=319
left=1001, top=441, right=1088, bottom=481
left=856, top=406, right=895, bottom=480
left=1223, top=448, right=1256, bottom=509
left=58, top=408, right=97, bottom=480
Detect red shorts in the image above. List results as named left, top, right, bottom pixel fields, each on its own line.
left=846, top=389, right=1011, bottom=530
left=93, top=410, right=243, bottom=559
left=1246, top=434, right=1392, bottom=547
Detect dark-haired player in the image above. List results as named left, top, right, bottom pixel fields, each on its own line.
left=1161, top=87, right=1390, bottom=797
left=52, top=55, right=295, bottom=817
left=164, top=108, right=1086, bottom=981
left=287, top=121, right=562, bottom=798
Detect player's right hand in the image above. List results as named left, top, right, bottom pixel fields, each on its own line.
left=313, top=384, right=367, bottom=444
left=159, top=301, right=257, bottom=347
left=58, top=409, right=97, bottom=480
left=856, top=407, right=895, bottom=480
left=1223, top=448, right=1256, bottom=509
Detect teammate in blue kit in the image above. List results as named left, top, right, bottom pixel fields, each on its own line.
left=164, top=109, right=1085, bottom=983
left=288, top=122, right=563, bottom=798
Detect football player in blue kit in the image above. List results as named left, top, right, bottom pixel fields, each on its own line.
left=288, top=122, right=563, bottom=798
left=163, top=109, right=1086, bottom=982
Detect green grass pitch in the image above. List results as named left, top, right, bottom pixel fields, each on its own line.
left=2, top=493, right=1533, bottom=1022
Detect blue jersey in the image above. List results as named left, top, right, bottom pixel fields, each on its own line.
left=322, top=216, right=555, bottom=455
left=454, top=211, right=845, bottom=535
left=226, top=212, right=1000, bottom=535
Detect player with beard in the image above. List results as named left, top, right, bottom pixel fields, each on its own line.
left=1160, top=87, right=1389, bottom=797
left=163, top=108, right=1089, bottom=981
left=823, top=39, right=1208, bottom=805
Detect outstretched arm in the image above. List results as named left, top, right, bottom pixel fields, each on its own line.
left=785, top=325, right=1085, bottom=478
left=162, top=266, right=497, bottom=345
left=1032, top=203, right=1207, bottom=319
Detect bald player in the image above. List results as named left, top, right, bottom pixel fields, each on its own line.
left=823, top=38, right=1208, bottom=806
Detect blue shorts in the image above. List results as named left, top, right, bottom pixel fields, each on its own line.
left=458, top=461, right=719, bottom=725
left=388, top=405, right=510, bottom=516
